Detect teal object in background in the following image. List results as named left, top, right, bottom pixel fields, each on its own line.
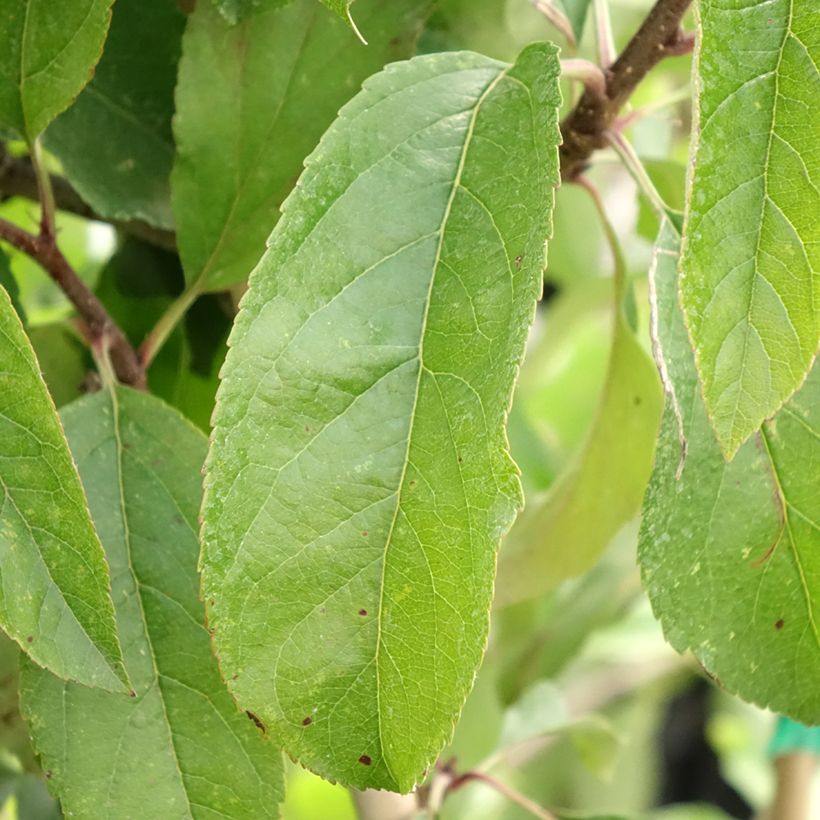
left=769, top=716, right=820, bottom=757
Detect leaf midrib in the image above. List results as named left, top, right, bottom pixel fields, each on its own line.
left=372, top=63, right=512, bottom=787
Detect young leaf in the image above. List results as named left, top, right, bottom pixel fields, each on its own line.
left=495, top=300, right=662, bottom=606
left=20, top=388, right=283, bottom=818
left=681, top=0, right=820, bottom=457
left=640, top=221, right=820, bottom=724
left=172, top=0, right=428, bottom=293
left=0, top=287, right=126, bottom=690
left=44, top=0, right=185, bottom=229
left=201, top=44, right=562, bottom=790
left=0, top=0, right=114, bottom=140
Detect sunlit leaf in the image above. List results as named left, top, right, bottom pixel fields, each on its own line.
left=0, top=287, right=126, bottom=690
left=680, top=0, right=820, bottom=456
left=640, top=221, right=820, bottom=724
left=201, top=44, right=562, bottom=790
left=21, top=388, right=283, bottom=817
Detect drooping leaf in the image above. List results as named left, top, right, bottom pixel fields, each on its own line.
left=680, top=0, right=820, bottom=457
left=44, top=0, right=185, bottom=229
left=201, top=44, right=562, bottom=791
left=172, top=0, right=428, bottom=293
left=0, top=0, right=114, bottom=140
left=640, top=221, right=820, bottom=724
left=495, top=290, right=662, bottom=607
left=20, top=388, right=283, bottom=818
left=0, top=287, right=126, bottom=690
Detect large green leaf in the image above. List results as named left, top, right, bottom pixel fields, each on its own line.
left=640, top=221, right=820, bottom=724
left=0, top=0, right=114, bottom=140
left=201, top=44, right=561, bottom=791
left=681, top=0, right=820, bottom=457
left=172, top=0, right=428, bottom=293
left=495, top=294, right=662, bottom=606
left=21, top=388, right=283, bottom=818
left=44, top=0, right=185, bottom=229
left=0, top=287, right=126, bottom=690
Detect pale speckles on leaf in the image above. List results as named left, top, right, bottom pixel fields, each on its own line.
left=200, top=44, right=562, bottom=790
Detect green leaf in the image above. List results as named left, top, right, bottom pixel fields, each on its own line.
left=44, top=0, right=185, bottom=229
left=0, top=0, right=114, bottom=140
left=213, top=0, right=293, bottom=25
left=0, top=287, right=126, bottom=690
left=201, top=44, right=562, bottom=791
left=20, top=388, right=283, bottom=818
left=640, top=221, right=820, bottom=724
left=495, top=295, right=662, bottom=606
left=680, top=0, right=820, bottom=457
left=172, top=0, right=428, bottom=293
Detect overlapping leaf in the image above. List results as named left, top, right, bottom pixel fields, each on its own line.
left=640, top=221, right=820, bottom=724
left=496, top=295, right=662, bottom=606
left=0, top=287, right=126, bottom=690
left=681, top=0, right=820, bottom=456
left=21, top=388, right=283, bottom=818
left=0, top=0, right=114, bottom=140
left=213, top=0, right=292, bottom=25
left=44, top=0, right=185, bottom=229
left=172, top=0, right=428, bottom=292
left=201, top=44, right=561, bottom=790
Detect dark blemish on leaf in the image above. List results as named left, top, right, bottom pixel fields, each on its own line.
left=129, top=689, right=137, bottom=698
left=209, top=599, right=215, bottom=606
left=232, top=673, right=239, bottom=680
left=44, top=771, right=52, bottom=780
left=302, top=716, right=312, bottom=726
left=358, top=609, right=367, bottom=617
left=358, top=755, right=372, bottom=766
left=409, top=480, right=416, bottom=487
left=26, top=636, right=32, bottom=644
left=361, top=531, right=368, bottom=537
left=457, top=455, right=463, bottom=463
left=634, top=396, right=642, bottom=406
left=246, top=711, right=266, bottom=733
left=515, top=255, right=523, bottom=270
left=320, top=607, right=326, bottom=614
left=775, top=618, right=785, bottom=630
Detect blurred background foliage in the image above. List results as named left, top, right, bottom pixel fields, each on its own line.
left=0, top=1, right=815, bottom=819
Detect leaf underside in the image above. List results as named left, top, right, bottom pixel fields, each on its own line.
left=0, top=287, right=126, bottom=690
left=172, top=0, right=428, bottom=293
left=201, top=45, right=561, bottom=791
left=640, top=221, right=820, bottom=724
left=0, top=0, right=114, bottom=140
left=21, top=388, right=283, bottom=818
left=680, top=0, right=820, bottom=457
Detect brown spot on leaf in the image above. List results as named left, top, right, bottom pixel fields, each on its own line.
left=515, top=255, right=523, bottom=270
left=358, top=609, right=367, bottom=617
left=358, top=755, right=372, bottom=766
left=246, top=711, right=266, bottom=733
left=361, top=531, right=368, bottom=537
left=26, top=636, right=32, bottom=644
left=302, top=716, right=312, bottom=726
left=775, top=618, right=785, bottom=631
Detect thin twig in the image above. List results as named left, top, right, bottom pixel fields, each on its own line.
left=448, top=771, right=557, bottom=820
left=0, top=216, right=145, bottom=389
left=138, top=281, right=202, bottom=368
left=0, top=144, right=176, bottom=250
left=560, top=0, right=693, bottom=180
